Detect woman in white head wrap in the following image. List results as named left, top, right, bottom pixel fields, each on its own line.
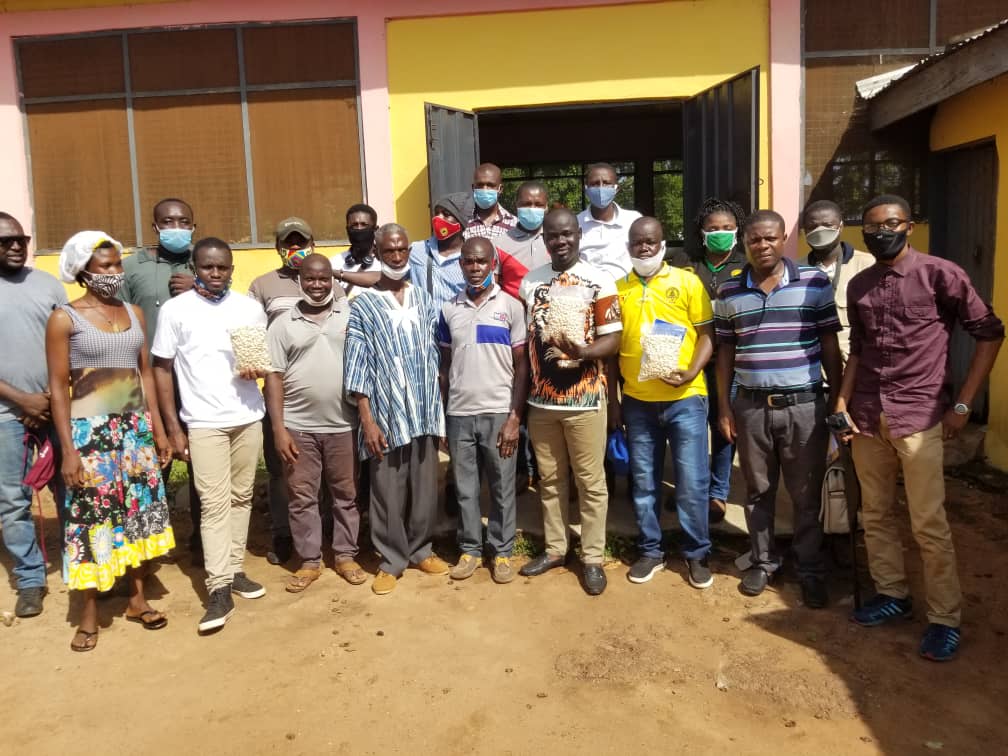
left=45, top=231, right=175, bottom=651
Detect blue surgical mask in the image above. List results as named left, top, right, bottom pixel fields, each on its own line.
left=585, top=185, right=618, bottom=210
left=158, top=227, right=193, bottom=254
left=466, top=270, right=494, bottom=297
left=516, top=206, right=546, bottom=231
left=473, top=188, right=499, bottom=210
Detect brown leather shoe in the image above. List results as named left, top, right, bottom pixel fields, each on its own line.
left=372, top=570, right=398, bottom=595
left=414, top=555, right=450, bottom=575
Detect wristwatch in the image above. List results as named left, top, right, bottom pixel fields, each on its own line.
left=953, top=402, right=970, bottom=416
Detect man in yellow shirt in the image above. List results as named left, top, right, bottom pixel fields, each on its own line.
left=609, top=217, right=715, bottom=587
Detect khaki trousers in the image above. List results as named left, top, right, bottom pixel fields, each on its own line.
left=189, top=421, right=263, bottom=593
left=527, top=402, right=609, bottom=564
left=851, top=415, right=961, bottom=626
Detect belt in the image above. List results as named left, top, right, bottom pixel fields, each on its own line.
left=738, top=386, right=822, bottom=408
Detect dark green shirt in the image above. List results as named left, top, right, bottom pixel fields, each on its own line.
left=120, top=246, right=192, bottom=351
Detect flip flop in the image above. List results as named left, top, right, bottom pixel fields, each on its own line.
left=125, top=609, right=168, bottom=630
left=334, top=560, right=367, bottom=586
left=285, top=567, right=323, bottom=593
left=70, top=628, right=98, bottom=652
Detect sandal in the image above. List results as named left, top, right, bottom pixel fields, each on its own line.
left=125, top=609, right=168, bottom=630
left=334, top=559, right=368, bottom=586
left=70, top=628, right=98, bottom=652
left=285, top=567, right=322, bottom=593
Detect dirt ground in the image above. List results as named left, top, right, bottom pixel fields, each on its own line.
left=1, top=459, right=1006, bottom=755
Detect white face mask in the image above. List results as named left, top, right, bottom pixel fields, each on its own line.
left=629, top=242, right=665, bottom=278
left=298, top=278, right=335, bottom=306
left=381, top=261, right=409, bottom=281
left=806, top=225, right=841, bottom=250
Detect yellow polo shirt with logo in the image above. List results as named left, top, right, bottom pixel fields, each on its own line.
left=616, top=263, right=713, bottom=402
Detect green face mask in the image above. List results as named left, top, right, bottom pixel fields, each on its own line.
left=703, top=229, right=736, bottom=253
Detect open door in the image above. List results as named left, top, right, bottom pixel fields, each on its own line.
left=425, top=103, right=480, bottom=211
left=930, top=141, right=997, bottom=420
left=682, top=68, right=759, bottom=251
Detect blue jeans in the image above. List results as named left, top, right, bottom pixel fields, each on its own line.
left=706, top=363, right=737, bottom=502
left=623, top=395, right=711, bottom=560
left=0, top=419, right=46, bottom=589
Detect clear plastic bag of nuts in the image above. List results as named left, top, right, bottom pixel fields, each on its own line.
left=229, top=325, right=272, bottom=375
left=543, top=283, right=592, bottom=368
left=638, top=319, right=687, bottom=382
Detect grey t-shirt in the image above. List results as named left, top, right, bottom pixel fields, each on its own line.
left=0, top=268, right=69, bottom=423
left=267, top=298, right=356, bottom=433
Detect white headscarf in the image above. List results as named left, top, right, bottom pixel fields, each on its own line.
left=58, top=231, right=124, bottom=283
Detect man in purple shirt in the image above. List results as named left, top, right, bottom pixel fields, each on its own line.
left=836, top=194, right=1004, bottom=662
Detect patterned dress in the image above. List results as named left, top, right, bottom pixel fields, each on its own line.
left=61, top=304, right=174, bottom=591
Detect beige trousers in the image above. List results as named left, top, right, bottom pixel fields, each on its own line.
left=527, top=402, right=609, bottom=564
left=851, top=415, right=961, bottom=626
left=188, top=421, right=263, bottom=593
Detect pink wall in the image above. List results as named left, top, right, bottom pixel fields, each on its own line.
left=769, top=0, right=803, bottom=257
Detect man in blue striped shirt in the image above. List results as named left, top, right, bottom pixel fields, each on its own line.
left=714, top=210, right=842, bottom=606
left=345, top=223, right=451, bottom=595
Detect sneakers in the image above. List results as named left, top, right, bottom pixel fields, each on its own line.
left=850, top=593, right=913, bottom=627
left=414, top=555, right=450, bottom=575
left=372, top=570, right=398, bottom=595
left=198, top=588, right=235, bottom=632
left=450, top=554, right=481, bottom=580
left=231, top=572, right=266, bottom=599
left=492, top=556, right=515, bottom=584
left=627, top=556, right=664, bottom=584
left=14, top=586, right=46, bottom=618
left=686, top=557, right=714, bottom=589
left=919, top=623, right=961, bottom=662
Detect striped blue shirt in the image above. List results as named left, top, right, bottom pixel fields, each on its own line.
left=344, top=284, right=444, bottom=459
left=714, top=258, right=840, bottom=390
left=408, top=236, right=467, bottom=308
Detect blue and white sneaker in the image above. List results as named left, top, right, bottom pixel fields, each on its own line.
left=850, top=593, right=913, bottom=626
left=919, top=624, right=961, bottom=662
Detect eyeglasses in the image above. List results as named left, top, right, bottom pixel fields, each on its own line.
left=863, top=218, right=908, bottom=234
left=0, top=235, right=31, bottom=249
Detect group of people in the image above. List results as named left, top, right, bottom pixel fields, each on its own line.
left=0, top=160, right=1002, bottom=663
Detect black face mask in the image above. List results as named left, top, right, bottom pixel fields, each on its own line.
left=862, top=229, right=907, bottom=261
left=347, top=227, right=375, bottom=252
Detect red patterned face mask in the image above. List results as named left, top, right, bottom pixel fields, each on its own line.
left=432, top=216, right=462, bottom=240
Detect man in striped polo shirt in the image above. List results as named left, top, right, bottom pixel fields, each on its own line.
left=714, top=210, right=842, bottom=606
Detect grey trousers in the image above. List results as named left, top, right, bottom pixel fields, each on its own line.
left=369, top=435, right=438, bottom=576
left=733, top=392, right=828, bottom=577
left=446, top=413, right=517, bottom=557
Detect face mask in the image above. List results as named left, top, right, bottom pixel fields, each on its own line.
left=466, top=269, right=495, bottom=297
left=347, top=227, right=375, bottom=251
left=432, top=216, right=462, bottom=240
left=863, top=229, right=907, bottom=261
left=193, top=275, right=230, bottom=302
left=703, top=229, right=736, bottom=253
left=516, top=206, right=545, bottom=231
left=299, top=278, right=335, bottom=307
left=585, top=185, right=618, bottom=210
left=381, top=262, right=410, bottom=281
left=806, top=226, right=841, bottom=250
left=473, top=188, right=498, bottom=210
left=630, top=243, right=665, bottom=278
left=82, top=271, right=125, bottom=298
left=283, top=247, right=311, bottom=269
left=158, top=228, right=193, bottom=254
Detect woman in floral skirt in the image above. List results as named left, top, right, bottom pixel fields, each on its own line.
left=46, top=231, right=175, bottom=651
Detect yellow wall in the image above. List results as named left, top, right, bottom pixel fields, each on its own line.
left=931, top=72, right=1008, bottom=470
left=31, top=245, right=349, bottom=300
left=386, top=0, right=771, bottom=240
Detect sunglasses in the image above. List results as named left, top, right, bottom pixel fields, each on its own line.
left=0, top=235, right=31, bottom=249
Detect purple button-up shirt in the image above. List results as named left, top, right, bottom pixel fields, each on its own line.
left=846, top=248, right=1004, bottom=438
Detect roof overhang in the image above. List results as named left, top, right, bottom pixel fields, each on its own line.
left=869, top=21, right=1008, bottom=131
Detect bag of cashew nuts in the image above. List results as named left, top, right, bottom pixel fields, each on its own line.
left=638, top=319, right=687, bottom=382
left=229, top=325, right=272, bottom=375
left=543, top=283, right=592, bottom=368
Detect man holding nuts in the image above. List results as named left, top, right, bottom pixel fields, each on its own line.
left=610, top=216, right=715, bottom=588
left=518, top=208, right=622, bottom=596
left=152, top=238, right=269, bottom=633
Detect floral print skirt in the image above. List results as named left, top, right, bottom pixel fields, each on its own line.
left=64, top=411, right=174, bottom=592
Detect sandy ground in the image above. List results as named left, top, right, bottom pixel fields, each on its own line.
left=1, top=456, right=1006, bottom=755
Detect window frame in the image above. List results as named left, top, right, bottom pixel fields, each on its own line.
left=15, top=19, right=366, bottom=253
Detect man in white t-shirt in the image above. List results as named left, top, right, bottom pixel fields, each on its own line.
left=331, top=203, right=382, bottom=299
left=152, top=237, right=268, bottom=634
left=576, top=162, right=642, bottom=279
